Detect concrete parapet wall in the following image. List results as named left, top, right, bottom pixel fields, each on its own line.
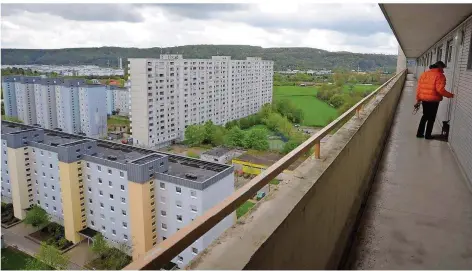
left=188, top=73, right=406, bottom=270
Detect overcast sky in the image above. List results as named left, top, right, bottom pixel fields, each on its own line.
left=1, top=3, right=398, bottom=54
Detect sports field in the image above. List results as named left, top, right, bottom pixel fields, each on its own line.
left=273, top=84, right=379, bottom=127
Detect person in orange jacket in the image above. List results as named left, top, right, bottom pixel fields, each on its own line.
left=415, top=61, right=454, bottom=139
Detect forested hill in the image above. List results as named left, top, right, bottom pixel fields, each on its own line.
left=1, top=45, right=397, bottom=71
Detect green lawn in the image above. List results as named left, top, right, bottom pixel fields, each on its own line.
left=107, top=115, right=130, bottom=126
left=273, top=85, right=379, bottom=127
left=1, top=247, right=50, bottom=270
left=237, top=201, right=256, bottom=218
left=269, top=179, right=280, bottom=185
left=274, top=86, right=338, bottom=127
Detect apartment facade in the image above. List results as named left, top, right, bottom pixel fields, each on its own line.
left=1, top=76, right=20, bottom=118
left=55, top=79, right=84, bottom=134
left=34, top=78, right=63, bottom=129
left=128, top=55, right=273, bottom=148
left=0, top=121, right=235, bottom=267
left=106, top=87, right=115, bottom=116
left=15, top=77, right=39, bottom=125
left=112, top=87, right=130, bottom=116
left=78, top=85, right=107, bottom=138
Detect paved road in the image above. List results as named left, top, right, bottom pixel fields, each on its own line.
left=3, top=226, right=83, bottom=270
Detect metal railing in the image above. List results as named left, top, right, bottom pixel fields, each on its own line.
left=124, top=70, right=407, bottom=270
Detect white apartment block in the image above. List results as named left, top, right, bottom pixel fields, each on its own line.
left=55, top=79, right=84, bottom=134
left=34, top=78, right=63, bottom=129
left=15, top=77, right=38, bottom=125
left=2, top=76, right=108, bottom=139
left=78, top=85, right=108, bottom=138
left=1, top=121, right=235, bottom=267
left=128, top=55, right=273, bottom=148
left=112, top=87, right=130, bottom=116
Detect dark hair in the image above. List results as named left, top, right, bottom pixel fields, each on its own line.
left=429, top=64, right=437, bottom=69
left=435, top=61, right=446, bottom=68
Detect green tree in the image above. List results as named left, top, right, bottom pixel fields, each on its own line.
left=329, top=94, right=346, bottom=108
left=1, top=101, right=5, bottom=116
left=224, top=126, right=245, bottom=148
left=91, top=233, right=110, bottom=259
left=184, top=125, right=205, bottom=146
left=211, top=126, right=226, bottom=146
left=244, top=128, right=269, bottom=151
left=24, top=205, right=50, bottom=229
left=203, top=120, right=215, bottom=144
left=36, top=242, right=70, bottom=270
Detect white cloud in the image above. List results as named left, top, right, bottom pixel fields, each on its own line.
left=0, top=3, right=397, bottom=54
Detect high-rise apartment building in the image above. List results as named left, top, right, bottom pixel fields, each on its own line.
left=34, top=78, right=63, bottom=129
left=78, top=85, right=108, bottom=138
left=128, top=55, right=273, bottom=148
left=55, top=79, right=84, bottom=134
left=1, top=121, right=235, bottom=267
left=111, top=86, right=130, bottom=116
left=1, top=76, right=20, bottom=118
left=106, top=86, right=115, bottom=116
left=15, top=76, right=39, bottom=125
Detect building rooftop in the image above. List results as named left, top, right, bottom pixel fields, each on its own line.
left=202, top=147, right=232, bottom=157
left=1, top=121, right=232, bottom=186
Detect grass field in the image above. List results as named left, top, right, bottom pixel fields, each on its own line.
left=273, top=84, right=379, bottom=127
left=1, top=247, right=50, bottom=270
left=107, top=115, right=130, bottom=126
left=237, top=201, right=256, bottom=218
left=274, top=86, right=337, bottom=127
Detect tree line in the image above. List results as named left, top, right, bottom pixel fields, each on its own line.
left=185, top=100, right=308, bottom=154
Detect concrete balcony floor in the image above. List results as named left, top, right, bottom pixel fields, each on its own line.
left=346, top=77, right=472, bottom=269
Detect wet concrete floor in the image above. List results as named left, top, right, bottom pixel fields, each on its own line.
left=347, top=78, right=472, bottom=269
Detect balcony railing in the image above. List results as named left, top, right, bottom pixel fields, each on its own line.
left=124, top=70, right=407, bottom=270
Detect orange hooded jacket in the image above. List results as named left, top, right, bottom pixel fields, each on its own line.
left=416, top=68, right=454, bottom=102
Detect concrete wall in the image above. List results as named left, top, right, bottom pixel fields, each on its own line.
left=188, top=72, right=406, bottom=270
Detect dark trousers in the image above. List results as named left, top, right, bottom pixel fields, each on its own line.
left=417, top=101, right=440, bottom=137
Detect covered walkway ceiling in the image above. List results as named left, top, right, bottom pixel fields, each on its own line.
left=380, top=4, right=472, bottom=58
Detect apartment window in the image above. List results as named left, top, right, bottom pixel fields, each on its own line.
left=87, top=162, right=90, bottom=168
left=177, top=256, right=183, bottom=262
left=192, top=247, right=198, bottom=254
left=87, top=175, right=91, bottom=180
left=108, top=181, right=112, bottom=187
left=100, top=202, right=104, bottom=208
left=122, top=210, right=126, bottom=215
left=176, top=200, right=182, bottom=208
left=109, top=194, right=114, bottom=199
left=49, top=164, right=53, bottom=169
left=177, top=215, right=183, bottom=222
left=112, top=229, right=116, bottom=235
left=91, top=221, right=95, bottom=226
left=111, top=206, right=115, bottom=211
left=97, top=165, right=101, bottom=171
left=467, top=34, right=472, bottom=69
left=51, top=185, right=55, bottom=190
left=123, top=234, right=128, bottom=240
left=122, top=221, right=127, bottom=228
left=52, top=196, right=56, bottom=201
left=90, top=210, right=93, bottom=215
left=88, top=187, right=92, bottom=192
left=121, top=197, right=125, bottom=203
left=100, top=214, right=105, bottom=219
left=161, top=223, right=167, bottom=230
left=446, top=39, right=453, bottom=64
left=190, top=190, right=197, bottom=198
left=99, top=190, right=103, bottom=196
left=102, top=226, right=106, bottom=231
left=120, top=185, right=125, bottom=191
left=120, top=171, right=124, bottom=177
left=159, top=182, right=165, bottom=189
left=160, top=196, right=166, bottom=203
left=161, top=210, right=166, bottom=217
left=190, top=205, right=197, bottom=212
left=89, top=199, right=93, bottom=203
left=108, top=169, right=112, bottom=174
left=98, top=178, right=102, bottom=184
left=176, top=186, right=182, bottom=194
